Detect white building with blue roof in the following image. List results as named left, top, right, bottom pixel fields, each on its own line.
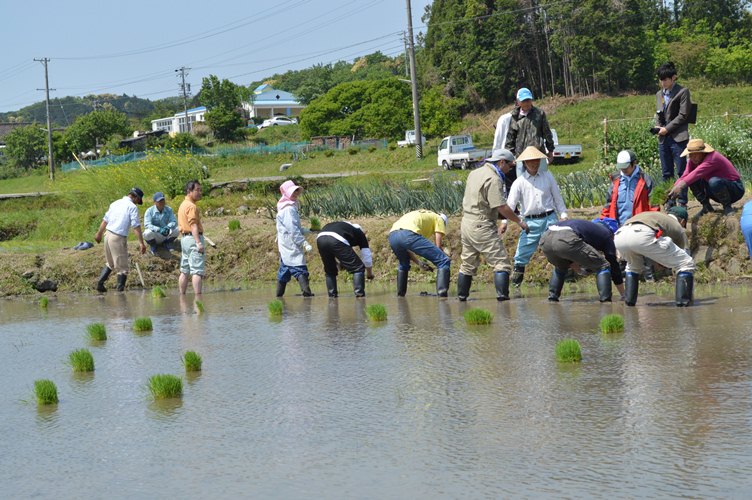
left=151, top=106, right=207, bottom=134
left=242, top=84, right=305, bottom=120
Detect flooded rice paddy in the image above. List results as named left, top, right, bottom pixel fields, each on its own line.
left=2, top=284, right=752, bottom=498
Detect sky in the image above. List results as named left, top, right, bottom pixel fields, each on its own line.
left=0, top=0, right=432, bottom=113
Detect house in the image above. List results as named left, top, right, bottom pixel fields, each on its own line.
left=242, top=85, right=305, bottom=120
left=150, top=106, right=207, bottom=134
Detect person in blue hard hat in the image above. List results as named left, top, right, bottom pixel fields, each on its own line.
left=539, top=217, right=624, bottom=302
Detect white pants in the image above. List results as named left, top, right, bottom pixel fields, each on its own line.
left=614, top=224, right=694, bottom=274
left=144, top=227, right=179, bottom=244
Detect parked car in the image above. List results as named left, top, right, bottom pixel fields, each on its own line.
left=437, top=135, right=491, bottom=170
left=397, top=130, right=427, bottom=147
left=550, top=129, right=582, bottom=163
left=258, top=116, right=298, bottom=129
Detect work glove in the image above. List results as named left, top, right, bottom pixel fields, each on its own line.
left=304, top=242, right=313, bottom=252
left=160, top=227, right=170, bottom=236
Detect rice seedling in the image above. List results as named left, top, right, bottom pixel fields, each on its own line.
left=34, top=379, right=59, bottom=405
left=228, top=219, right=241, bottom=231
left=556, top=339, right=582, bottom=363
left=194, top=300, right=205, bottom=314
left=148, top=374, right=183, bottom=399
left=599, top=314, right=625, bottom=334
left=39, top=296, right=49, bottom=309
left=133, top=317, right=153, bottom=332
left=69, top=348, right=95, bottom=372
left=86, top=322, right=107, bottom=341
left=183, top=351, right=202, bottom=372
left=151, top=285, right=166, bottom=298
left=268, top=299, right=283, bottom=317
left=309, top=216, right=321, bottom=231
left=464, top=308, right=493, bottom=325
left=366, top=304, right=387, bottom=322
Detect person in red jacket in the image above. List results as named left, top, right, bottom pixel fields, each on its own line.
left=600, top=149, right=657, bottom=226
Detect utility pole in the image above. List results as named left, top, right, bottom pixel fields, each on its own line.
left=34, top=58, right=55, bottom=181
left=402, top=31, right=409, bottom=78
left=405, top=0, right=423, bottom=159
left=175, top=67, right=191, bottom=133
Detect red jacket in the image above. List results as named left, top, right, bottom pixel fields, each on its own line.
left=600, top=173, right=657, bottom=221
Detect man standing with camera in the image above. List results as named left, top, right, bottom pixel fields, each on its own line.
left=654, top=61, right=692, bottom=207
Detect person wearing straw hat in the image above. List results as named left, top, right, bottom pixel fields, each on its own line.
left=540, top=217, right=624, bottom=302
left=458, top=149, right=529, bottom=301
left=614, top=206, right=695, bottom=307
left=505, top=87, right=555, bottom=164
left=389, top=210, right=451, bottom=297
left=667, top=138, right=744, bottom=216
left=502, top=146, right=568, bottom=287
left=93, top=187, right=147, bottom=292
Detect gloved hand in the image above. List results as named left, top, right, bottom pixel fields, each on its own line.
left=160, top=227, right=170, bottom=236
left=304, top=242, right=313, bottom=252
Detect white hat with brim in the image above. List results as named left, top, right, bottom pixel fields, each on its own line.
left=680, top=139, right=715, bottom=157
left=516, top=146, right=547, bottom=162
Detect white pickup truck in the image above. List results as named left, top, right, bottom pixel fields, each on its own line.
left=551, top=129, right=582, bottom=163
left=437, top=135, right=492, bottom=170
left=397, top=130, right=427, bottom=147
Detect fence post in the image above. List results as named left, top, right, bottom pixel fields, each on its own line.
left=602, top=117, right=609, bottom=159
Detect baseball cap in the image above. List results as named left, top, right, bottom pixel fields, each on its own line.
left=667, top=206, right=688, bottom=221
left=516, top=87, right=534, bottom=101
left=129, top=187, right=144, bottom=205
left=616, top=150, right=636, bottom=169
left=153, top=191, right=165, bottom=202
left=486, top=148, right=515, bottom=163
left=593, top=217, right=618, bottom=234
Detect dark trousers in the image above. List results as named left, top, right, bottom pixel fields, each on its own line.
left=690, top=177, right=745, bottom=206
left=316, top=235, right=365, bottom=276
left=659, top=135, right=688, bottom=205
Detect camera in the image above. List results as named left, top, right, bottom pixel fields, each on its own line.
left=649, top=127, right=660, bottom=135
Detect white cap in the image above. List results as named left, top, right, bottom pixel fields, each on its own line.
left=616, top=150, right=636, bottom=169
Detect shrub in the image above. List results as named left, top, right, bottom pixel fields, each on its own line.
left=366, top=304, right=387, bottom=322
left=86, top=322, right=107, bottom=341
left=69, top=348, right=95, bottom=372
left=228, top=219, right=241, bottom=231
left=133, top=317, right=153, bottom=332
left=151, top=285, right=166, bottom=299
left=34, top=379, right=59, bottom=404
left=324, top=150, right=335, bottom=157
left=464, top=308, right=493, bottom=325
left=268, top=299, right=284, bottom=317
left=556, top=339, right=582, bottom=362
left=183, top=351, right=202, bottom=372
left=347, top=147, right=359, bottom=155
left=368, top=146, right=377, bottom=153
left=388, top=144, right=397, bottom=151
left=148, top=374, right=182, bottom=399
left=599, top=314, right=625, bottom=334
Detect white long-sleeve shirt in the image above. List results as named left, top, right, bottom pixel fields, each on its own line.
left=505, top=169, right=567, bottom=220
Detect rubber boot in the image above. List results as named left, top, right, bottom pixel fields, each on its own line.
left=297, top=274, right=314, bottom=297
left=396, top=269, right=408, bottom=297
left=457, top=272, right=472, bottom=301
left=494, top=271, right=510, bottom=301
left=352, top=272, right=366, bottom=298
left=548, top=269, right=566, bottom=302
left=596, top=269, right=612, bottom=302
left=511, top=265, right=525, bottom=287
left=675, top=271, right=694, bottom=307
left=276, top=281, right=287, bottom=297
left=436, top=267, right=450, bottom=297
left=624, top=271, right=639, bottom=306
left=115, top=273, right=127, bottom=292
left=325, top=275, right=338, bottom=298
left=96, top=266, right=112, bottom=292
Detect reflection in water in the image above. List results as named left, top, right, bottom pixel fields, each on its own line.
left=2, top=286, right=752, bottom=497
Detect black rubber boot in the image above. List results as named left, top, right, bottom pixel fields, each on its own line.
left=548, top=269, right=566, bottom=302
left=494, top=271, right=510, bottom=301
left=624, top=271, right=639, bottom=306
left=675, top=271, right=694, bottom=307
left=115, top=273, right=127, bottom=292
left=397, top=270, right=408, bottom=297
left=596, top=269, right=613, bottom=302
left=96, top=266, right=112, bottom=292
left=276, top=281, right=287, bottom=297
left=325, top=275, right=338, bottom=298
left=352, top=272, right=366, bottom=297
left=297, top=274, right=314, bottom=297
left=698, top=200, right=715, bottom=216
left=457, top=272, right=472, bottom=301
left=511, top=265, right=525, bottom=287
left=436, top=267, right=450, bottom=297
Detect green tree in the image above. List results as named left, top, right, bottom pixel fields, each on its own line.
left=63, top=109, right=130, bottom=156
left=420, top=86, right=462, bottom=137
left=4, top=125, right=47, bottom=169
left=198, top=75, right=247, bottom=142
left=204, top=107, right=245, bottom=142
